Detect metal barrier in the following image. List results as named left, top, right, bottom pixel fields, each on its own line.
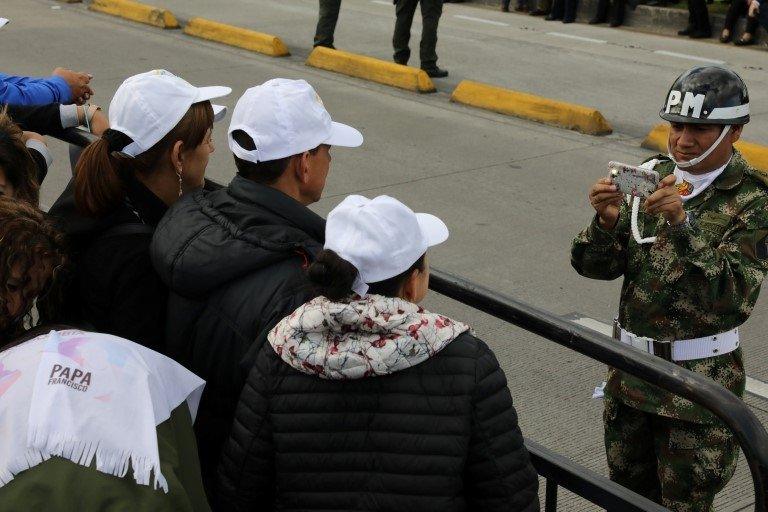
left=429, top=269, right=768, bottom=512
left=52, top=127, right=768, bottom=511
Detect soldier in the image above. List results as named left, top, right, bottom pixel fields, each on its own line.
left=571, top=66, right=768, bottom=512
left=314, top=0, right=342, bottom=49
left=393, top=0, right=448, bottom=78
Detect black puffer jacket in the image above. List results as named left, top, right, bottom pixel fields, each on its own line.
left=150, top=175, right=324, bottom=498
left=218, top=295, right=540, bottom=512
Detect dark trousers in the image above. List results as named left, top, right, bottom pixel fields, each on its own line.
left=723, top=0, right=759, bottom=34
left=687, top=0, right=711, bottom=32
left=314, top=0, right=342, bottom=48
left=550, top=0, right=579, bottom=20
left=393, top=0, right=443, bottom=68
left=593, top=0, right=626, bottom=23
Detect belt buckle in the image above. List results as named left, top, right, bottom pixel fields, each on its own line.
left=652, top=340, right=673, bottom=362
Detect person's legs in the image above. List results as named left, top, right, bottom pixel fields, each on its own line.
left=563, top=0, right=578, bottom=22
left=609, top=0, right=625, bottom=26
left=654, top=417, right=739, bottom=512
left=419, top=0, right=444, bottom=70
left=589, top=0, right=609, bottom=23
left=604, top=396, right=662, bottom=505
left=314, top=0, right=342, bottom=48
left=393, top=0, right=419, bottom=65
left=546, top=0, right=564, bottom=19
left=679, top=4, right=696, bottom=34
left=690, top=0, right=712, bottom=36
left=530, top=0, right=551, bottom=14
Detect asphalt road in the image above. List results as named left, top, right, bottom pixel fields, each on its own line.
left=3, top=0, right=768, bottom=509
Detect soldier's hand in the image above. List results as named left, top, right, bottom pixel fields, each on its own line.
left=644, top=174, right=686, bottom=225
left=589, top=177, right=623, bottom=230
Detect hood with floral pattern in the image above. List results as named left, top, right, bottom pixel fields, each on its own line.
left=268, top=295, right=471, bottom=380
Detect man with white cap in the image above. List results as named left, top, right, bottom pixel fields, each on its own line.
left=150, top=78, right=363, bottom=502
left=46, top=69, right=230, bottom=352
left=218, top=194, right=540, bottom=512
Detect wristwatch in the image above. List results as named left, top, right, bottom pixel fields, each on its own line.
left=667, top=212, right=694, bottom=231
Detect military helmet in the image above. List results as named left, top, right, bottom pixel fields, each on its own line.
left=659, top=66, right=749, bottom=125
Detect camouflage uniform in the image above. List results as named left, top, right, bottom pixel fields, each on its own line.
left=571, top=151, right=768, bottom=511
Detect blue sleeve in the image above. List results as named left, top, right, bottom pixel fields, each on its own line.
left=0, top=73, right=72, bottom=105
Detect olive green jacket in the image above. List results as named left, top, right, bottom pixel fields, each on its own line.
left=0, top=404, right=210, bottom=512
left=571, top=151, right=768, bottom=423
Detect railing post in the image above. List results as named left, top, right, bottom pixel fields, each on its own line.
left=545, top=478, right=558, bottom=512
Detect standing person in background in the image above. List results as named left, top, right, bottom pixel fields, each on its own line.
left=720, top=0, right=759, bottom=44
left=45, top=70, right=230, bottom=352
left=217, top=194, right=540, bottom=512
left=314, top=0, right=342, bottom=48
left=546, top=0, right=578, bottom=22
left=589, top=0, right=626, bottom=26
left=150, top=78, right=363, bottom=505
left=529, top=0, right=551, bottom=16
left=679, top=0, right=712, bottom=37
left=393, top=0, right=448, bottom=78
left=0, top=68, right=93, bottom=106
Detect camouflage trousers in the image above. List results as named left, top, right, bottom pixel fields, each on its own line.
left=604, top=395, right=739, bottom=512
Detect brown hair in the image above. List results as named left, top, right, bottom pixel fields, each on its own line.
left=0, top=197, right=67, bottom=343
left=0, top=107, right=40, bottom=204
left=74, top=101, right=214, bottom=217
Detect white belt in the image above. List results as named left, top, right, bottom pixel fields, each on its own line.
left=617, top=326, right=740, bottom=362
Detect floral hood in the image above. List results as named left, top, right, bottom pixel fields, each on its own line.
left=268, top=295, right=471, bottom=380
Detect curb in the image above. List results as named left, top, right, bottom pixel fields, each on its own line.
left=450, top=80, right=612, bottom=135
left=305, top=47, right=436, bottom=93
left=642, top=123, right=768, bottom=171
left=89, top=0, right=179, bottom=29
left=184, top=18, right=290, bottom=57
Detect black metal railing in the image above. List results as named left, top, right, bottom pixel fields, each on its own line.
left=429, top=269, right=768, bottom=512
left=52, top=127, right=768, bottom=511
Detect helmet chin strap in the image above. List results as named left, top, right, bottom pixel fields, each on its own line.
left=668, top=125, right=731, bottom=169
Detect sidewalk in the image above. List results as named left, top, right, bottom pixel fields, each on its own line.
left=467, top=0, right=761, bottom=44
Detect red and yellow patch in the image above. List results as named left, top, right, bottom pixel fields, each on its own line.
left=676, top=180, right=694, bottom=196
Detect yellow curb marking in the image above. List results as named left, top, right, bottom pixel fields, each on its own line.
left=184, top=18, right=289, bottom=57
left=89, top=0, right=179, bottom=29
left=450, top=80, right=612, bottom=136
left=306, top=47, right=435, bottom=93
left=642, top=123, right=768, bottom=172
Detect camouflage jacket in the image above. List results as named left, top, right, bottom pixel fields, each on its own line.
left=571, top=151, right=768, bottom=423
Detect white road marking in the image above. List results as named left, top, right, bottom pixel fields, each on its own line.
left=570, top=315, right=768, bottom=401
left=453, top=14, right=510, bottom=26
left=546, top=32, right=607, bottom=44
left=653, top=50, right=725, bottom=65
left=371, top=0, right=393, bottom=5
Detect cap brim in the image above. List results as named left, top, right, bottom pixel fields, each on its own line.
left=194, top=85, right=232, bottom=104
left=0, top=18, right=9, bottom=30
left=416, top=213, right=449, bottom=247
left=325, top=121, right=363, bottom=148
left=212, top=104, right=227, bottom=123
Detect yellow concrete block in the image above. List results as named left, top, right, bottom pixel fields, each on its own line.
left=642, top=123, right=768, bottom=172
left=184, top=18, right=289, bottom=57
left=305, top=47, right=435, bottom=93
left=89, top=0, right=179, bottom=29
left=450, top=80, right=612, bottom=136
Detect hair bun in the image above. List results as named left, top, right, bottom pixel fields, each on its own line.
left=307, top=249, right=358, bottom=301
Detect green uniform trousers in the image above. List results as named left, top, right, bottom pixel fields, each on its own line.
left=393, top=0, right=443, bottom=68
left=604, top=395, right=738, bottom=512
left=314, top=0, right=342, bottom=48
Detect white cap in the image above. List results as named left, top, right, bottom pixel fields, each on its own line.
left=109, top=70, right=231, bottom=157
left=325, top=195, right=449, bottom=297
left=0, top=18, right=9, bottom=30
left=228, top=78, right=363, bottom=163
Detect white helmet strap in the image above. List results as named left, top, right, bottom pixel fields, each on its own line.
left=668, top=125, right=731, bottom=169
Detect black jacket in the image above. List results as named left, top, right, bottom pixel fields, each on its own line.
left=45, top=175, right=169, bottom=351
left=218, top=331, right=540, bottom=512
left=150, top=175, right=324, bottom=496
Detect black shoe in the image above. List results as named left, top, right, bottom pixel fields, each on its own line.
left=394, top=59, right=409, bottom=66
left=609, top=19, right=622, bottom=26
left=689, top=29, right=712, bottom=38
left=562, top=17, right=575, bottom=23
left=501, top=4, right=510, bottom=11
left=529, top=8, right=549, bottom=14
left=734, top=34, right=756, bottom=45
left=422, top=66, right=449, bottom=78
left=719, top=30, right=732, bottom=42
left=678, top=26, right=694, bottom=35
left=589, top=17, right=606, bottom=23
left=545, top=13, right=562, bottom=20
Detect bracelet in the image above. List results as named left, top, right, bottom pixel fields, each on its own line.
left=666, top=213, right=692, bottom=231
left=84, top=104, right=92, bottom=133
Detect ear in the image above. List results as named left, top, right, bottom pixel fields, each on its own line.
left=399, top=268, right=421, bottom=302
left=730, top=125, right=743, bottom=144
left=170, top=140, right=185, bottom=170
left=295, top=151, right=312, bottom=184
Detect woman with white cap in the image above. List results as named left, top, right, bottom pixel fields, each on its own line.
left=218, top=195, right=540, bottom=512
left=45, top=70, right=231, bottom=353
